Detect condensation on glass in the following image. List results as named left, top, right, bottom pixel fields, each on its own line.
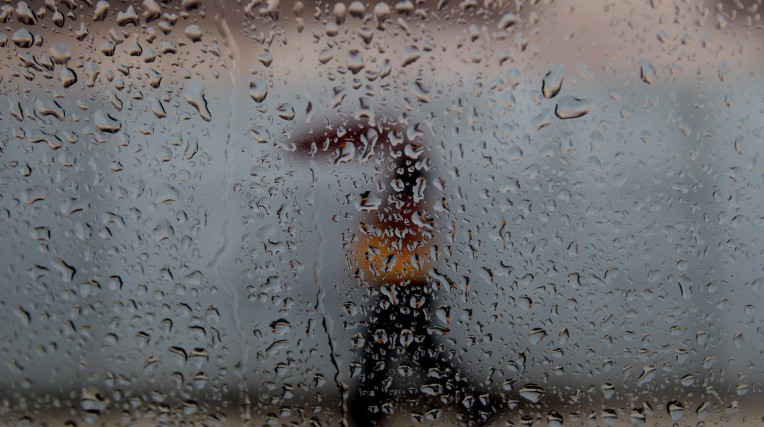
left=0, top=0, right=763, bottom=425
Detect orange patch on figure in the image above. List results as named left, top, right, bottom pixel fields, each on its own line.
left=352, top=225, right=433, bottom=286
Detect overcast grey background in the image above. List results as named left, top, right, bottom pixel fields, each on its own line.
left=1, top=0, right=763, bottom=425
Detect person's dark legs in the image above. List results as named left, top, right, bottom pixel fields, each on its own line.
left=347, top=284, right=497, bottom=426
left=411, top=332, right=496, bottom=426
left=347, top=292, right=398, bottom=426
left=407, top=291, right=497, bottom=426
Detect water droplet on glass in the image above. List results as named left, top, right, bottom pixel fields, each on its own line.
left=347, top=50, right=365, bottom=74
left=555, top=95, right=592, bottom=119
left=249, top=79, right=268, bottom=102
left=116, top=6, right=139, bottom=26
left=666, top=400, right=684, bottom=420
left=185, top=24, right=203, bottom=42
left=15, top=1, right=36, bottom=25
left=528, top=327, right=547, bottom=345
left=547, top=411, right=564, bottom=427
left=542, top=64, right=564, bottom=98
left=349, top=1, right=366, bottom=17
left=50, top=43, right=71, bottom=64
left=637, top=365, right=656, bottom=386
left=355, top=191, right=381, bottom=212
left=35, top=98, right=65, bottom=121
left=184, top=81, right=212, bottom=121
left=519, top=383, right=546, bottom=403
left=61, top=67, right=77, bottom=88
left=497, top=13, right=518, bottom=29
left=640, top=59, right=656, bottom=84
left=93, top=0, right=110, bottom=21
left=373, top=2, right=390, bottom=26
left=12, top=28, right=34, bottom=48
left=401, top=45, right=421, bottom=67
left=696, top=401, right=710, bottom=419
left=276, top=103, right=295, bottom=121
left=94, top=110, right=121, bottom=133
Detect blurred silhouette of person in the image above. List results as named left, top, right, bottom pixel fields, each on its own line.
left=292, top=118, right=495, bottom=426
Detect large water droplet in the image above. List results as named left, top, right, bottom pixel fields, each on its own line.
left=50, top=43, right=71, bottom=64
left=640, top=59, right=656, bottom=84
left=249, top=80, right=268, bottom=103
left=497, top=13, right=518, bottom=29
left=355, top=191, right=381, bottom=212
left=519, top=383, right=546, bottom=403
left=184, top=82, right=212, bottom=121
left=185, top=24, right=203, bottom=42
left=12, top=28, right=34, bottom=48
left=542, top=64, right=564, bottom=98
left=666, top=401, right=684, bottom=420
left=94, top=110, right=122, bottom=133
left=347, top=50, right=365, bottom=74
left=61, top=67, right=77, bottom=88
left=555, top=96, right=592, bottom=119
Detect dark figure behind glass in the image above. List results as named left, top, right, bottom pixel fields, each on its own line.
left=293, top=118, right=496, bottom=426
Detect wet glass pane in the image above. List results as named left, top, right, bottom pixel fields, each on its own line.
left=1, top=0, right=763, bottom=425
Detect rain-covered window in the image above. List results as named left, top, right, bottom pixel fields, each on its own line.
left=1, top=0, right=763, bottom=425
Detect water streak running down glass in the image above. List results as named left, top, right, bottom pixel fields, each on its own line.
left=0, top=0, right=763, bottom=426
